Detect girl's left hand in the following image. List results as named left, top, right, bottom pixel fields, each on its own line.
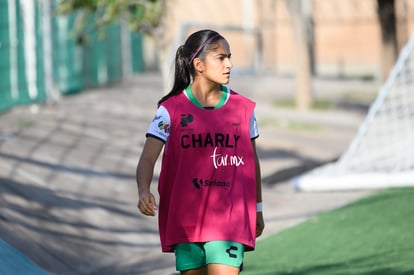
left=256, top=212, right=264, bottom=237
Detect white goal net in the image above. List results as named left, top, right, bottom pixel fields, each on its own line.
left=293, top=32, right=414, bottom=191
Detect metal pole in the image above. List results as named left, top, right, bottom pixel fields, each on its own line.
left=8, top=0, right=18, bottom=101
left=120, top=19, right=133, bottom=79
left=42, top=0, right=59, bottom=104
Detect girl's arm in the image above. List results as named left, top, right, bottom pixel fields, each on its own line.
left=252, top=139, right=265, bottom=237
left=136, top=136, right=164, bottom=216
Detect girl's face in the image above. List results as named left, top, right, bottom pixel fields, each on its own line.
left=199, top=39, right=233, bottom=85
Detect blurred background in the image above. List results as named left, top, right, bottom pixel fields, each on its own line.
left=1, top=0, right=414, bottom=112
left=1, top=1, right=414, bottom=274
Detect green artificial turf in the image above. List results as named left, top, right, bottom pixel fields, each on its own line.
left=243, top=187, right=414, bottom=275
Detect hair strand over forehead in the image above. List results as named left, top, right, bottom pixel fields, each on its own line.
left=157, top=29, right=225, bottom=106
left=188, top=33, right=221, bottom=64
left=185, top=30, right=223, bottom=63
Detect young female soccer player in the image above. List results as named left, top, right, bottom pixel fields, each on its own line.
left=136, top=29, right=264, bottom=275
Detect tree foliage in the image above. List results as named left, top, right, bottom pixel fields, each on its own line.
left=56, top=0, right=165, bottom=43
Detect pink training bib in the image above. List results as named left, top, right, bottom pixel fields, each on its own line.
left=156, top=90, right=257, bottom=252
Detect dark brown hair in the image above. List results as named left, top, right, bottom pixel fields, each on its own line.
left=158, top=29, right=224, bottom=105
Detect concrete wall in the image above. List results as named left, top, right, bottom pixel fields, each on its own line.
left=148, top=0, right=414, bottom=79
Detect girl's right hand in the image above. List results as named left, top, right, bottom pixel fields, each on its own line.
left=138, top=192, right=157, bottom=216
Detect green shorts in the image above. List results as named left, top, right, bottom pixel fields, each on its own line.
left=174, top=241, right=245, bottom=271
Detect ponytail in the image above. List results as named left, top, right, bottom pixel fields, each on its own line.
left=157, top=29, right=223, bottom=106
left=157, top=45, right=192, bottom=105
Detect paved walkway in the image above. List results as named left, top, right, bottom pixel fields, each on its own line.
left=0, top=73, right=378, bottom=274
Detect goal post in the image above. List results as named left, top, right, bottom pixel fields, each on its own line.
left=293, top=31, right=414, bottom=191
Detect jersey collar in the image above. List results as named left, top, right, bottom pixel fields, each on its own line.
left=184, top=85, right=229, bottom=109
